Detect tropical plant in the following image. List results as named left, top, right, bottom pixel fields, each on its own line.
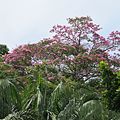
left=0, top=78, right=20, bottom=119
left=99, top=61, right=120, bottom=111
left=0, top=62, right=20, bottom=119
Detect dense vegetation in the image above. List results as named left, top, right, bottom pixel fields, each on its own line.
left=0, top=16, right=120, bottom=120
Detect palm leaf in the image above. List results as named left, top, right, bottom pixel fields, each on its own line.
left=0, top=79, right=20, bottom=119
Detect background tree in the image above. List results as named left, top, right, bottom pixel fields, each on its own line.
left=0, top=44, right=9, bottom=55
left=99, top=61, right=120, bottom=111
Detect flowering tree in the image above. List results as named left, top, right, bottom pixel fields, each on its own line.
left=3, top=16, right=120, bottom=81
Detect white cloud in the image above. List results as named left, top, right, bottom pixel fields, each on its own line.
left=0, top=0, right=120, bottom=50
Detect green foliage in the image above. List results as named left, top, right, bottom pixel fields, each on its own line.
left=50, top=81, right=106, bottom=120
left=99, top=61, right=120, bottom=111
left=0, top=62, right=20, bottom=119
left=0, top=44, right=9, bottom=55
left=0, top=79, right=20, bottom=119
left=0, top=64, right=120, bottom=120
left=0, top=62, right=18, bottom=79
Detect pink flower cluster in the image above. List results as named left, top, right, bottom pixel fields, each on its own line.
left=2, top=16, right=120, bottom=73
left=3, top=45, right=31, bottom=64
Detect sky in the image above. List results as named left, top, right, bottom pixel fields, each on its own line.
left=0, top=0, right=120, bottom=50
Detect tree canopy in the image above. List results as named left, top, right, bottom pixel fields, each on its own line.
left=1, top=16, right=120, bottom=120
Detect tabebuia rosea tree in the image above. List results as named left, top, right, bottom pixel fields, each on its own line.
left=3, top=16, right=120, bottom=81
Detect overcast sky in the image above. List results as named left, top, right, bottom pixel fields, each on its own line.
left=0, top=0, right=120, bottom=50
